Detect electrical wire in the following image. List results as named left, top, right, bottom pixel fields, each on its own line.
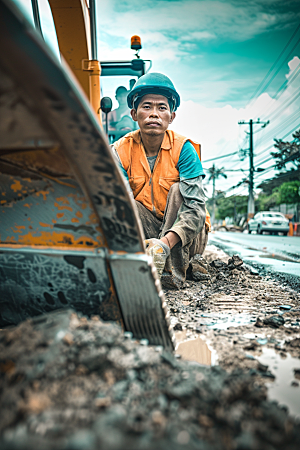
left=248, top=23, right=300, bottom=104
left=202, top=151, right=239, bottom=163
left=254, top=109, right=300, bottom=151
left=255, top=122, right=300, bottom=165
left=259, top=62, right=300, bottom=120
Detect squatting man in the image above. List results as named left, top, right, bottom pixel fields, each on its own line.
left=112, top=73, right=211, bottom=288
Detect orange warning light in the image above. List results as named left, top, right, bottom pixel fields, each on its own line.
left=131, top=35, right=142, bottom=51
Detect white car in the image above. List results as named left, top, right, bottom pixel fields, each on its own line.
left=248, top=212, right=290, bottom=235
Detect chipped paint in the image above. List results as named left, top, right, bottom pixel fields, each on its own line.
left=39, top=222, right=53, bottom=228
left=71, top=218, right=79, bottom=223
left=76, top=211, right=83, bottom=218
left=10, top=179, right=23, bottom=192
left=54, top=202, right=73, bottom=211
left=23, top=203, right=31, bottom=208
left=56, top=197, right=70, bottom=204
left=36, top=190, right=50, bottom=201
left=13, top=225, right=26, bottom=233
left=9, top=230, right=100, bottom=247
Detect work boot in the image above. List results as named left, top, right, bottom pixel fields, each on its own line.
left=144, top=238, right=170, bottom=278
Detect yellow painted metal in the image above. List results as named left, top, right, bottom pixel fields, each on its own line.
left=48, top=0, right=102, bottom=125
left=87, top=60, right=102, bottom=126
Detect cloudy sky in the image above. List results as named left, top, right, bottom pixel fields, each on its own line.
left=13, top=0, right=300, bottom=196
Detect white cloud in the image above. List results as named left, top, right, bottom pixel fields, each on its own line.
left=170, top=56, right=300, bottom=195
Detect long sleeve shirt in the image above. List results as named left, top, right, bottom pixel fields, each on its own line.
left=112, top=140, right=207, bottom=246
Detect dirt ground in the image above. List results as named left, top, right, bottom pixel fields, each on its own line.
left=1, top=246, right=300, bottom=450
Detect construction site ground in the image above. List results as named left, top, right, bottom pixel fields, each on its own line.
left=1, top=245, right=300, bottom=449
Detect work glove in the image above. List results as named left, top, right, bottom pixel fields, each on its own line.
left=144, top=238, right=170, bottom=278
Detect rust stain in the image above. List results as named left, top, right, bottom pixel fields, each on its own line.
left=71, top=218, right=79, bottom=223
left=13, top=226, right=26, bottom=233
left=0, top=243, right=98, bottom=252
left=36, top=190, right=50, bottom=201
left=54, top=202, right=73, bottom=212
left=75, top=211, right=83, bottom=218
left=88, top=212, right=98, bottom=225
left=11, top=180, right=23, bottom=192
left=2, top=192, right=6, bottom=196
left=52, top=219, right=57, bottom=224
left=27, top=217, right=31, bottom=221
left=4, top=236, right=17, bottom=243
left=56, top=197, right=70, bottom=205
left=15, top=231, right=99, bottom=247
left=0, top=200, right=6, bottom=204
left=39, top=222, right=53, bottom=228
left=56, top=213, right=64, bottom=218
left=23, top=203, right=31, bottom=208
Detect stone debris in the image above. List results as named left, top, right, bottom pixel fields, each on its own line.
left=1, top=250, right=300, bottom=450
left=263, top=315, right=285, bottom=328
left=1, top=309, right=300, bottom=450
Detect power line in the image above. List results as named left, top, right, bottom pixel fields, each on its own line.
left=202, top=151, right=239, bottom=163
left=259, top=62, right=300, bottom=120
left=255, top=122, right=300, bottom=165
left=254, top=109, right=300, bottom=151
left=256, top=36, right=300, bottom=100
left=248, top=22, right=300, bottom=104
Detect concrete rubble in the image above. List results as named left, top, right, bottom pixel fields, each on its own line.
left=1, top=245, right=300, bottom=450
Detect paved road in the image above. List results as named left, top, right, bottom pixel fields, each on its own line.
left=208, top=231, right=300, bottom=278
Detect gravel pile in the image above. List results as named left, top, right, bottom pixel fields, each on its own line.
left=1, top=309, right=300, bottom=450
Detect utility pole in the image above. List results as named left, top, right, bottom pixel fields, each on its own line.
left=238, top=119, right=269, bottom=220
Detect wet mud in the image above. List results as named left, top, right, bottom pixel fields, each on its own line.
left=1, top=245, right=300, bottom=449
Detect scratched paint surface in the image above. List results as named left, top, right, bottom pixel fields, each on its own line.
left=0, top=172, right=105, bottom=248
left=0, top=249, right=123, bottom=327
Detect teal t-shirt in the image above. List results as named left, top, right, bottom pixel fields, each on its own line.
left=118, top=140, right=205, bottom=180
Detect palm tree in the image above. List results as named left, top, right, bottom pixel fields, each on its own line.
left=207, top=164, right=227, bottom=225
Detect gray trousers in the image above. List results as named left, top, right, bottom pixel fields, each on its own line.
left=135, top=183, right=208, bottom=288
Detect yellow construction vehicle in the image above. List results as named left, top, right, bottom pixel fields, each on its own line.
left=0, top=0, right=174, bottom=350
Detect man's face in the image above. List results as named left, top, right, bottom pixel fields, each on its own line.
left=131, top=94, right=175, bottom=136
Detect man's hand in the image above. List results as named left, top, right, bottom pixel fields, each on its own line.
left=144, top=238, right=170, bottom=278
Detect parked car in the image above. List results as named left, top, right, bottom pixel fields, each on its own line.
left=248, top=212, right=290, bottom=235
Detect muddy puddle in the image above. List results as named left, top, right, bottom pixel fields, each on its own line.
left=258, top=347, right=300, bottom=419
left=175, top=331, right=217, bottom=366
left=201, top=312, right=254, bottom=329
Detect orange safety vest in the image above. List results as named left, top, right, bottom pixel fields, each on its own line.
left=114, top=129, right=211, bottom=231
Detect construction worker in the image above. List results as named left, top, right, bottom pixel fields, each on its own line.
left=112, top=73, right=210, bottom=288
left=108, top=86, right=134, bottom=131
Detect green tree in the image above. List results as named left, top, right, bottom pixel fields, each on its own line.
left=214, top=195, right=248, bottom=221
left=278, top=181, right=300, bottom=204
left=207, top=164, right=227, bottom=224
left=271, top=129, right=300, bottom=170
left=256, top=189, right=280, bottom=211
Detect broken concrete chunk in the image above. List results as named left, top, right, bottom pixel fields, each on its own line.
left=210, top=259, right=228, bottom=269
left=227, top=255, right=243, bottom=268
left=254, top=317, right=264, bottom=328
left=263, top=315, right=285, bottom=328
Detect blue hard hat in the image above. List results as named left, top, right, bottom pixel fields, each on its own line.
left=127, top=72, right=180, bottom=111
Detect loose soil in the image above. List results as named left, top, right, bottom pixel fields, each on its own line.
left=1, top=245, right=300, bottom=450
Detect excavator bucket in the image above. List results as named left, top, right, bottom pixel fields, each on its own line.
left=0, top=0, right=174, bottom=350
